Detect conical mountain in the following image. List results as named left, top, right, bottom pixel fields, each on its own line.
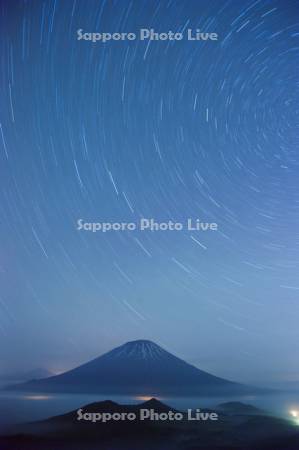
left=8, top=340, right=257, bottom=395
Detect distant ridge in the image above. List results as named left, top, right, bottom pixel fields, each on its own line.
left=7, top=339, right=263, bottom=396
left=2, top=397, right=296, bottom=450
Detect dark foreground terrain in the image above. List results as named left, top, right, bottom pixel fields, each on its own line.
left=1, top=398, right=299, bottom=450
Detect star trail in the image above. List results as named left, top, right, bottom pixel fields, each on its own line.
left=0, top=0, right=298, bottom=385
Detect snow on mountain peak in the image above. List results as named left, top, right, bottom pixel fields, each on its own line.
left=110, top=340, right=167, bottom=360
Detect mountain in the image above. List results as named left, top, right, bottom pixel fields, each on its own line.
left=217, top=402, right=266, bottom=415
left=2, top=398, right=299, bottom=450
left=0, top=368, right=53, bottom=383
left=7, top=339, right=260, bottom=395
left=36, top=397, right=178, bottom=427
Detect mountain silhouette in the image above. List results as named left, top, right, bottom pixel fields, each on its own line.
left=0, top=368, right=53, bottom=383
left=2, top=398, right=298, bottom=450
left=8, top=339, right=260, bottom=395
left=41, top=397, right=177, bottom=426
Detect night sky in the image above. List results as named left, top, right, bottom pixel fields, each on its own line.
left=0, top=0, right=298, bottom=386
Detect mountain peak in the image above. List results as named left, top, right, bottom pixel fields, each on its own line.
left=125, top=339, right=158, bottom=347
left=111, top=339, right=166, bottom=360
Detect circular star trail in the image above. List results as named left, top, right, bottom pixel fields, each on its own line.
left=0, top=0, right=298, bottom=383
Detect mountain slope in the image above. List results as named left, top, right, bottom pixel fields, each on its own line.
left=7, top=340, right=257, bottom=395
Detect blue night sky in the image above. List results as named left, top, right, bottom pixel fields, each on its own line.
left=0, top=0, right=298, bottom=385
